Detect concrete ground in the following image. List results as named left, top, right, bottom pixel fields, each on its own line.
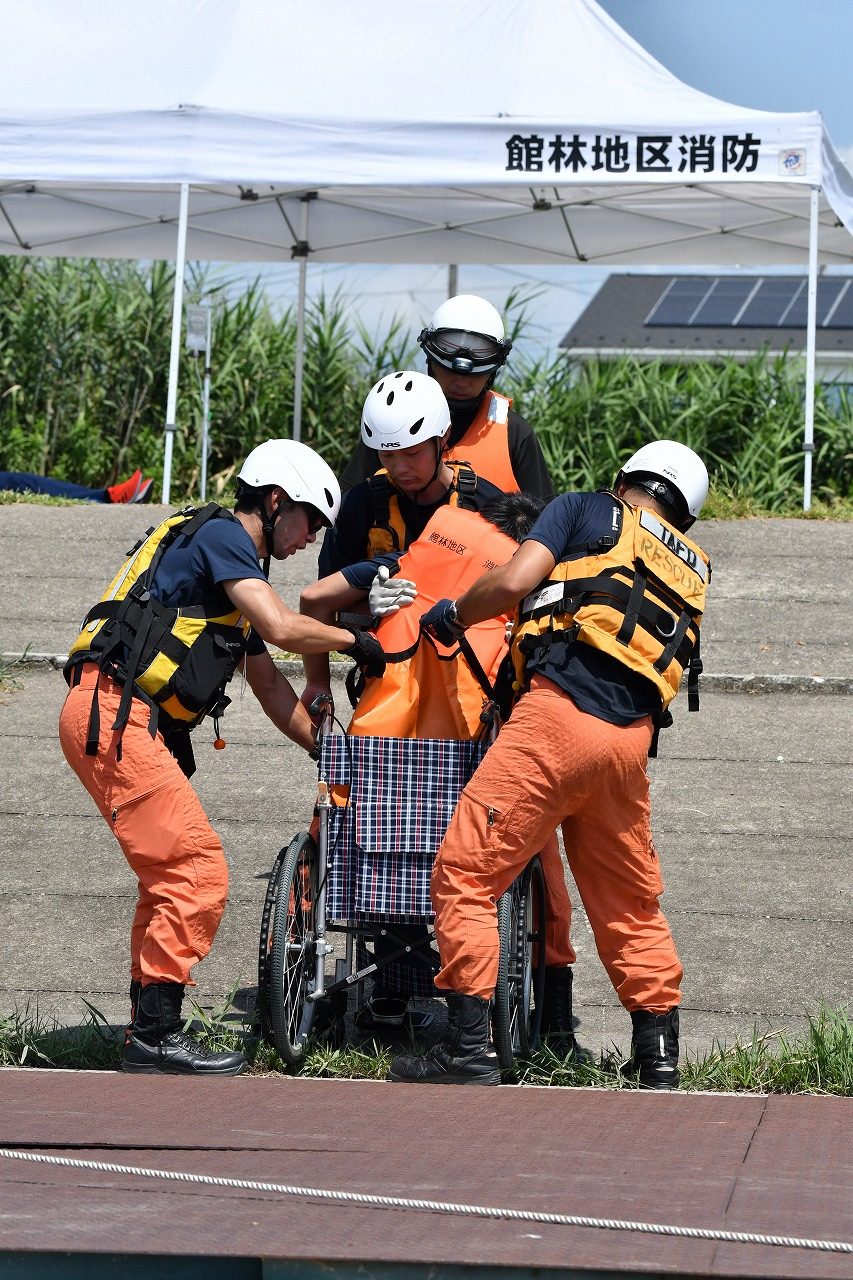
left=0, top=503, right=851, bottom=1065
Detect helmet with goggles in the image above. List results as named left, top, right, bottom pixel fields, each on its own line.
left=418, top=294, right=512, bottom=376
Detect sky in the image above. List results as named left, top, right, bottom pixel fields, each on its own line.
left=215, top=0, right=853, bottom=361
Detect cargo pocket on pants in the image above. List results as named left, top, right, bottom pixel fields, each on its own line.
left=440, top=786, right=526, bottom=878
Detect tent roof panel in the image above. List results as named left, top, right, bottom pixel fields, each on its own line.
left=0, top=0, right=850, bottom=262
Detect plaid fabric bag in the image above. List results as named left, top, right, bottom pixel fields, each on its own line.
left=321, top=734, right=488, bottom=923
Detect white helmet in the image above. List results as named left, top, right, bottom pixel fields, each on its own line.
left=418, top=294, right=512, bottom=375
left=616, top=440, right=709, bottom=531
left=361, top=370, right=451, bottom=450
left=237, top=439, right=340, bottom=526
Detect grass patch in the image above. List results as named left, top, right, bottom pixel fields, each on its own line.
left=3, top=996, right=851, bottom=1095
left=0, top=491, right=92, bottom=507
left=702, top=490, right=853, bottom=521
left=0, top=652, right=27, bottom=696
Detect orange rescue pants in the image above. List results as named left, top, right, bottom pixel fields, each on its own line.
left=58, top=664, right=229, bottom=987
left=432, top=675, right=682, bottom=1011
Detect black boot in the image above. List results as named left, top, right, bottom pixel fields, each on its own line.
left=538, top=966, right=580, bottom=1059
left=627, top=1008, right=680, bottom=1090
left=121, top=982, right=247, bottom=1076
left=127, top=979, right=142, bottom=1031
left=388, top=993, right=500, bottom=1085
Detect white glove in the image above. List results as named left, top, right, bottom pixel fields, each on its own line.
left=368, top=565, right=417, bottom=617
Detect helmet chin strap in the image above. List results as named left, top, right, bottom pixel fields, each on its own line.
left=408, top=438, right=446, bottom=502
left=259, top=493, right=289, bottom=578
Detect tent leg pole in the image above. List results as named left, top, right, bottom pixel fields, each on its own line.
left=293, top=255, right=307, bottom=442
left=200, top=363, right=211, bottom=502
left=162, top=182, right=190, bottom=505
left=803, top=186, right=819, bottom=513
left=292, top=194, right=314, bottom=442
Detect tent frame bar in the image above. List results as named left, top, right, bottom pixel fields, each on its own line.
left=161, top=182, right=190, bottom=504
left=803, top=186, right=819, bottom=512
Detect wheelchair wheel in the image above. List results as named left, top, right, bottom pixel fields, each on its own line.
left=256, top=843, right=289, bottom=1043
left=493, top=855, right=546, bottom=1072
left=268, top=832, right=320, bottom=1067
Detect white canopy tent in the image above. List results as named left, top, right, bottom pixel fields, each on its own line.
left=2, top=0, right=852, bottom=506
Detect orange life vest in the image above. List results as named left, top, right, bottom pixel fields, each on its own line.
left=444, top=391, right=517, bottom=493
left=350, top=505, right=517, bottom=740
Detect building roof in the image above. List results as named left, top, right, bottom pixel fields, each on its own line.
left=560, top=274, right=853, bottom=358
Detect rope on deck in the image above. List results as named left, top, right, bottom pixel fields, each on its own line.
left=1, top=1146, right=851, bottom=1255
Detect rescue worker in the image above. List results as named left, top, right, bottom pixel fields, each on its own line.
left=303, top=492, right=574, bottom=1037
left=309, top=370, right=506, bottom=684
left=340, top=294, right=554, bottom=502
left=59, top=440, right=385, bottom=1077
left=317, top=368, right=506, bottom=579
left=389, top=441, right=711, bottom=1089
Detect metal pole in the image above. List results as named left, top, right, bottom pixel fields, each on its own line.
left=162, top=182, right=190, bottom=505
left=200, top=360, right=212, bottom=501
left=293, top=255, right=307, bottom=442
left=292, top=194, right=315, bottom=441
left=199, top=304, right=213, bottom=501
left=803, top=186, right=819, bottom=512
left=448, top=264, right=458, bottom=297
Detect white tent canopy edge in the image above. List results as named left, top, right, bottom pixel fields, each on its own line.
left=2, top=0, right=852, bottom=508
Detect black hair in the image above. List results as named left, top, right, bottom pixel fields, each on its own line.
left=234, top=479, right=296, bottom=517
left=620, top=474, right=690, bottom=531
left=234, top=479, right=266, bottom=514
left=480, top=491, right=546, bottom=543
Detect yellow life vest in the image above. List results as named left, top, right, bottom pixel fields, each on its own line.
left=64, top=504, right=253, bottom=760
left=350, top=505, right=517, bottom=740
left=444, top=391, right=518, bottom=494
left=365, top=460, right=479, bottom=559
left=511, top=498, right=711, bottom=712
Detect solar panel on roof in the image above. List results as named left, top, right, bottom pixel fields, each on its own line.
left=782, top=279, right=846, bottom=328
left=737, top=278, right=800, bottom=327
left=642, top=275, right=853, bottom=333
left=645, top=278, right=710, bottom=326
left=691, top=277, right=755, bottom=326
left=826, top=281, right=853, bottom=328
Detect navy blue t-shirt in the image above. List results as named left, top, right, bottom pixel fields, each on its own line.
left=340, top=552, right=400, bottom=592
left=152, top=513, right=267, bottom=657
left=318, top=474, right=503, bottom=577
left=520, top=491, right=660, bottom=725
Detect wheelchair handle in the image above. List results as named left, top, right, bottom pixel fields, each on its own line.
left=309, top=692, right=334, bottom=718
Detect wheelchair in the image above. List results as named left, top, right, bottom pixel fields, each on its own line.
left=257, top=695, right=547, bottom=1075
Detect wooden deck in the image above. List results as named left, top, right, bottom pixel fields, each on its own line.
left=1, top=1069, right=852, bottom=1279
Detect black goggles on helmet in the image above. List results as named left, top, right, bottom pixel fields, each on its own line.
left=418, top=326, right=512, bottom=375
left=620, top=472, right=689, bottom=527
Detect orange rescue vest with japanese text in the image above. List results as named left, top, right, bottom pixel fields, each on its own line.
left=351, top=505, right=517, bottom=739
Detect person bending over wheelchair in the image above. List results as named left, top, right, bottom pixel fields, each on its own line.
left=389, top=441, right=712, bottom=1088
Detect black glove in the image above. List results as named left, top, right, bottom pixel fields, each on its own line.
left=342, top=629, right=386, bottom=679
left=420, top=598, right=466, bottom=647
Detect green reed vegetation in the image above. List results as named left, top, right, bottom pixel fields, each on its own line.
left=2, top=257, right=852, bottom=512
